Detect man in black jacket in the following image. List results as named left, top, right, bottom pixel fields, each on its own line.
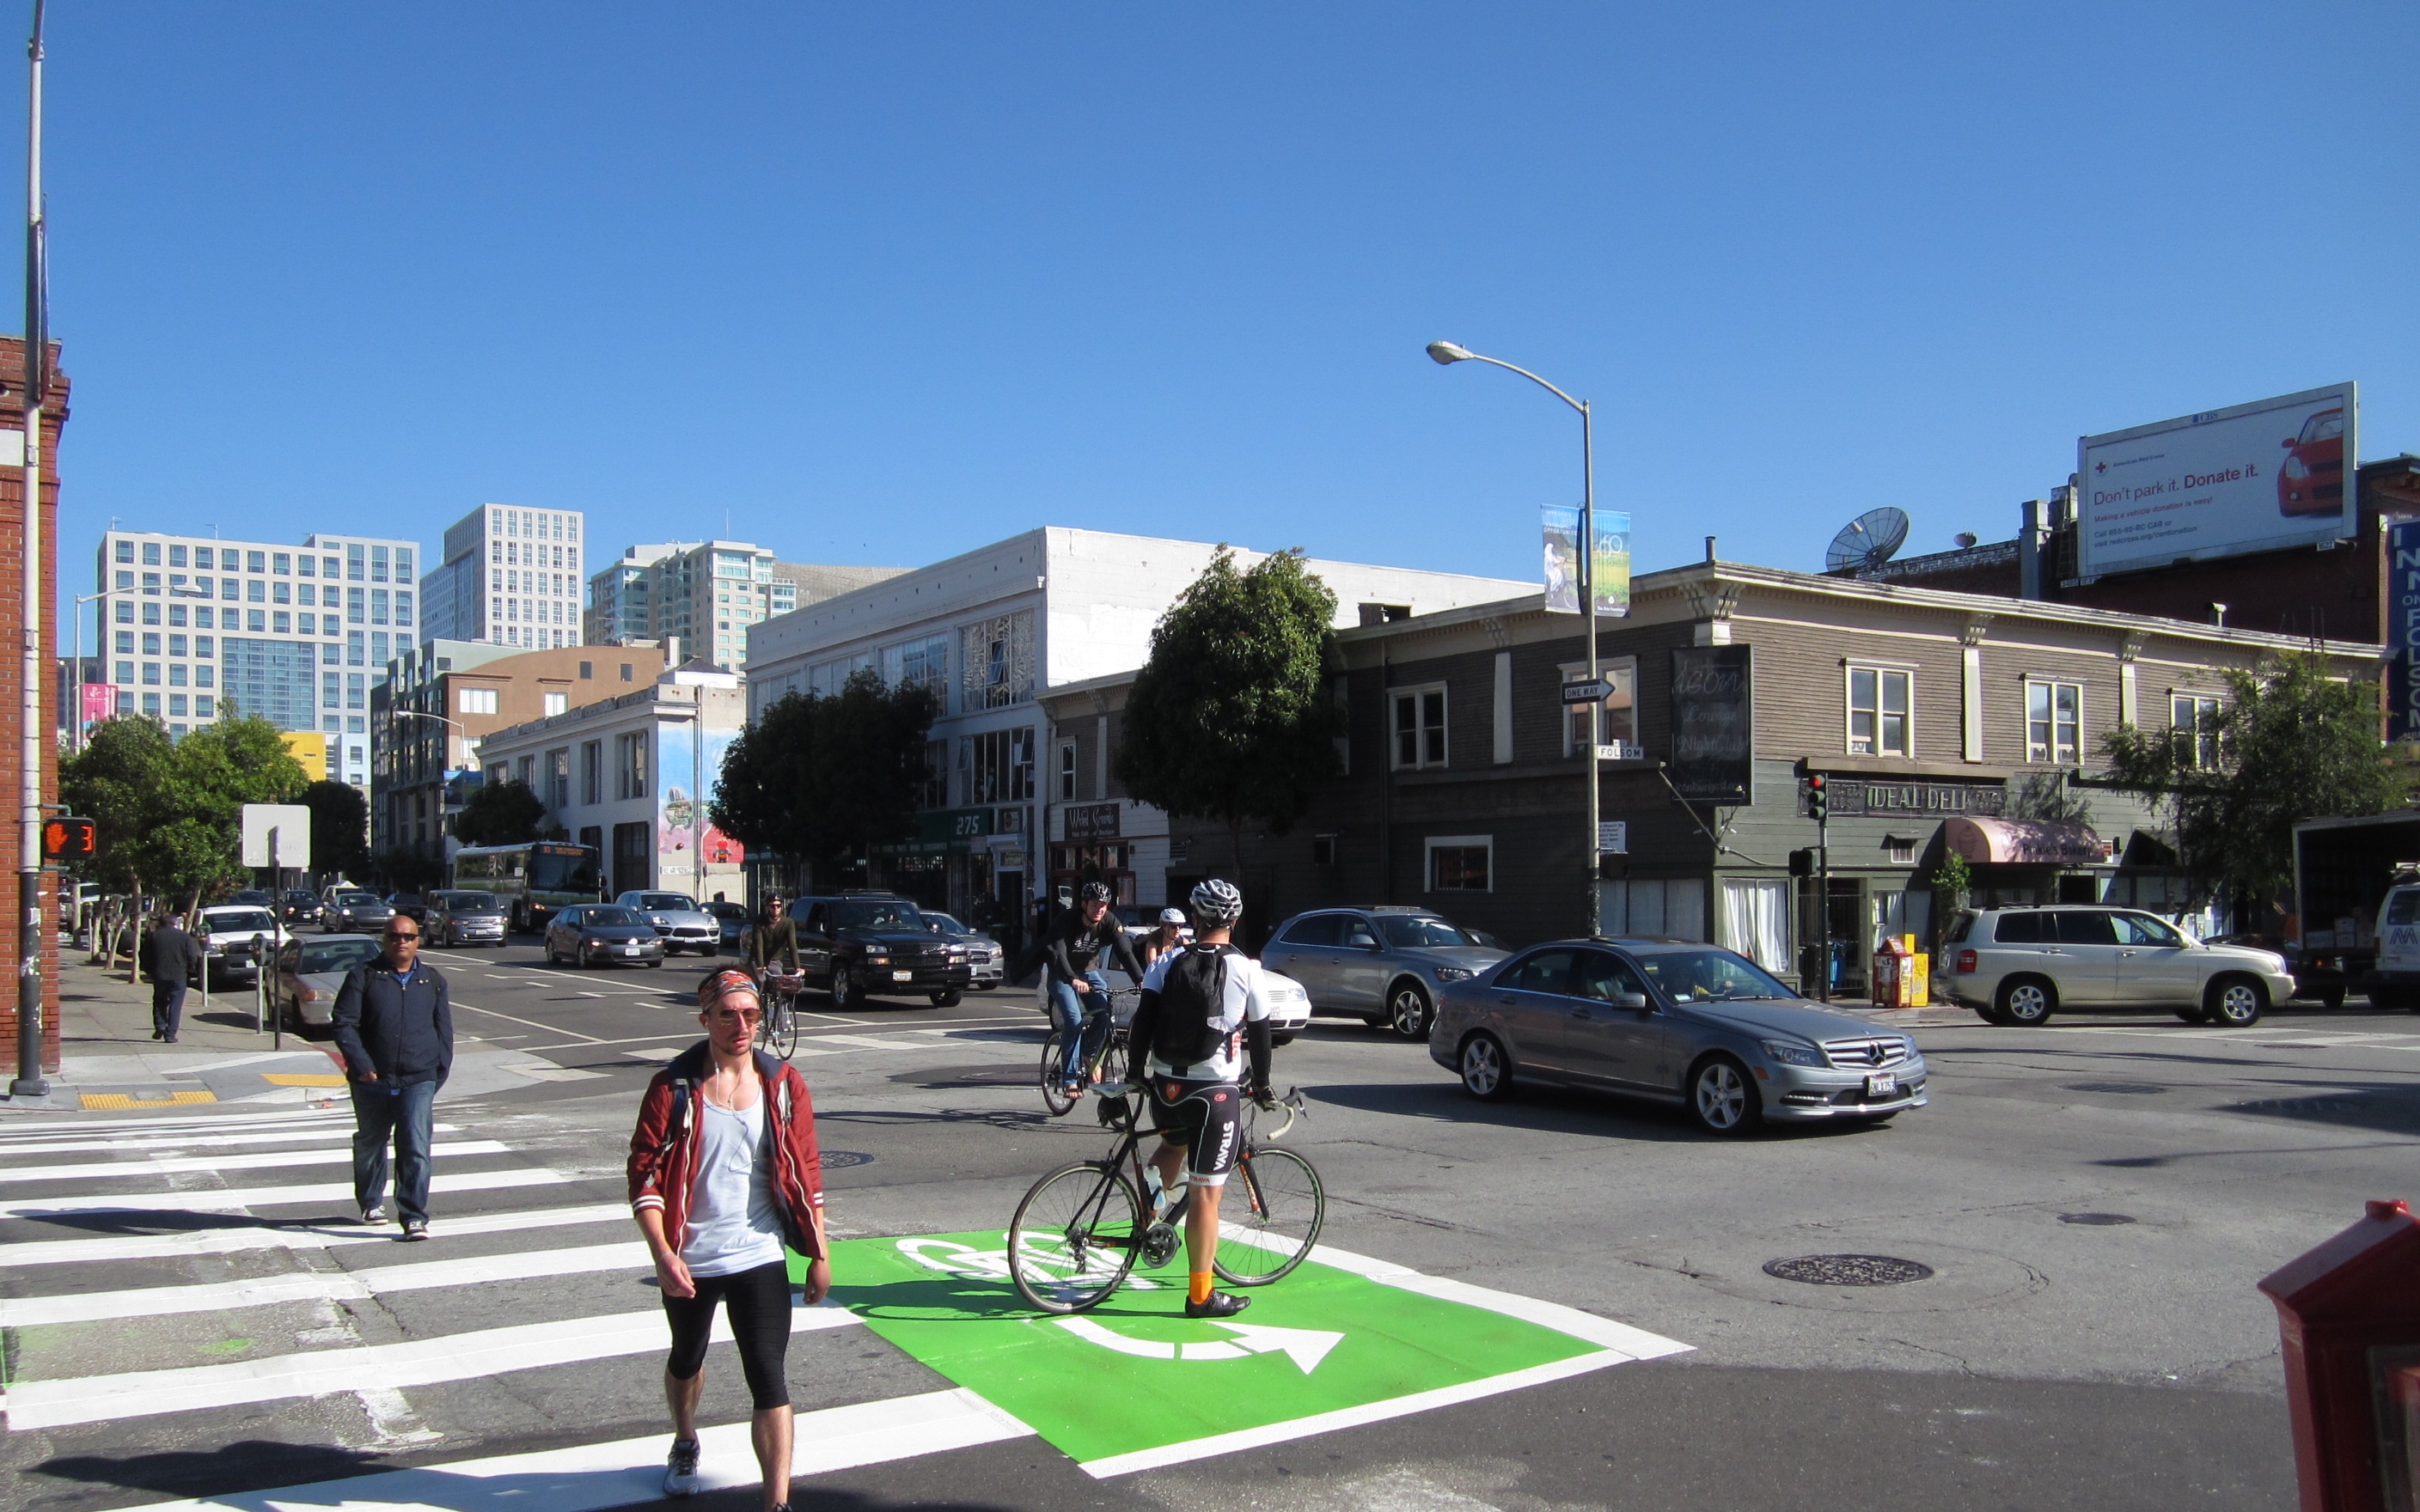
left=138, top=912, right=203, bottom=1043
left=1043, top=881, right=1145, bottom=1097
left=332, top=913, right=452, bottom=1239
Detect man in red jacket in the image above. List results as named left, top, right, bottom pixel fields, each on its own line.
left=627, top=969, right=831, bottom=1512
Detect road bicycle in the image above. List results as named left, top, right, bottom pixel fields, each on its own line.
left=1006, top=1087, right=1325, bottom=1314
left=759, top=966, right=804, bottom=1060
left=1039, top=985, right=1138, bottom=1116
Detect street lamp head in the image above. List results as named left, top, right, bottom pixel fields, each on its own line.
left=1425, top=340, right=1476, bottom=366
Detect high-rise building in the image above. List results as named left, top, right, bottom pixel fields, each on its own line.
left=93, top=529, right=422, bottom=795
left=420, top=503, right=586, bottom=650
left=584, top=540, right=902, bottom=671
left=584, top=542, right=684, bottom=648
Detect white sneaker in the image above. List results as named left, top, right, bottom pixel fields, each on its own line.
left=663, top=1436, right=701, bottom=1497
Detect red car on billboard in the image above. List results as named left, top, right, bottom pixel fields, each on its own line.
left=2279, top=406, right=2345, bottom=516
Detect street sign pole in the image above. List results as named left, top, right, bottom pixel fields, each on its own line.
left=9, top=1, right=46, bottom=1100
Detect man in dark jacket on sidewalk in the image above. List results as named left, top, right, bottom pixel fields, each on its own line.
left=332, top=913, right=452, bottom=1240
left=138, top=912, right=203, bottom=1043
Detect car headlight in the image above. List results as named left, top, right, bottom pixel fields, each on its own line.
left=2284, top=455, right=2311, bottom=480
left=1761, top=1040, right=1827, bottom=1069
left=583, top=936, right=603, bottom=948
left=1433, top=966, right=1476, bottom=983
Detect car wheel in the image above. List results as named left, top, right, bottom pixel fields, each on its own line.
left=1995, top=975, right=2056, bottom=1027
left=2320, top=988, right=2348, bottom=1011
left=930, top=988, right=963, bottom=1008
left=830, top=965, right=859, bottom=1010
left=2205, top=974, right=2266, bottom=1027
left=1458, top=1033, right=1516, bottom=1101
left=1688, top=1054, right=1763, bottom=1136
left=1387, top=980, right=1433, bottom=1040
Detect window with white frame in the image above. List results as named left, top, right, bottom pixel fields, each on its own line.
left=2026, top=679, right=2083, bottom=765
left=1391, top=685, right=1447, bottom=770
left=2171, top=692, right=2221, bottom=771
left=1845, top=666, right=1911, bottom=757
left=1059, top=741, right=1078, bottom=801
left=1559, top=655, right=1639, bottom=756
left=458, top=686, right=498, bottom=716
left=1426, top=834, right=1492, bottom=892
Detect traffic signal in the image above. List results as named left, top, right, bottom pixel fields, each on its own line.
left=1788, top=847, right=1815, bottom=877
left=42, top=815, right=95, bottom=860
left=1806, top=773, right=1829, bottom=822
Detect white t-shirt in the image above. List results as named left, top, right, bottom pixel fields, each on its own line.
left=679, top=1089, right=786, bottom=1278
left=1137, top=944, right=1276, bottom=1082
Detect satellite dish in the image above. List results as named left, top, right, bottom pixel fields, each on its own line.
left=1825, top=507, right=1911, bottom=575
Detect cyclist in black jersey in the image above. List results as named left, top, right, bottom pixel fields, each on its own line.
left=1044, top=881, right=1145, bottom=1097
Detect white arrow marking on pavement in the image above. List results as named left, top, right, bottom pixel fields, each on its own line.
left=1052, top=1316, right=1341, bottom=1373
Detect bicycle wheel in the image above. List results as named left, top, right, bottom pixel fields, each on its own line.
left=1040, top=1030, right=1078, bottom=1116
left=1009, top=1161, right=1144, bottom=1314
left=1091, top=1031, right=1128, bottom=1093
left=1213, top=1146, right=1324, bottom=1286
left=759, top=996, right=795, bottom=1060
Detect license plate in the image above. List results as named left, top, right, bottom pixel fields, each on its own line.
left=892, top=969, right=914, bottom=982
left=1865, top=1073, right=1897, bottom=1098
left=623, top=945, right=642, bottom=955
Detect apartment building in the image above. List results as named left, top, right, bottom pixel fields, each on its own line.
left=585, top=540, right=903, bottom=671
left=419, top=503, right=587, bottom=650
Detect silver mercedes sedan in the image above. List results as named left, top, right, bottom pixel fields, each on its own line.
left=1428, top=936, right=1928, bottom=1136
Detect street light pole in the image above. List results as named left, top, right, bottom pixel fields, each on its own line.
left=68, top=588, right=97, bottom=753
left=10, top=0, right=45, bottom=1100
left=1427, top=341, right=1603, bottom=939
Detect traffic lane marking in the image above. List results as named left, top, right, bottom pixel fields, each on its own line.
left=0, top=1138, right=509, bottom=1186
left=114, top=1387, right=1031, bottom=1512
left=2, top=1199, right=634, bottom=1268
left=451, top=999, right=606, bottom=1042
left=0, top=1165, right=568, bottom=1218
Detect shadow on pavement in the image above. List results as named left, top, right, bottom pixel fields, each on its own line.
left=34, top=1441, right=387, bottom=1501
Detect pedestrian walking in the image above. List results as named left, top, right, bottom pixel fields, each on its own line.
left=138, top=911, right=202, bottom=1043
left=331, top=913, right=452, bottom=1240
left=627, top=968, right=830, bottom=1512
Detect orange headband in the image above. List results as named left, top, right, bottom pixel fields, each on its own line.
left=698, top=968, right=760, bottom=1011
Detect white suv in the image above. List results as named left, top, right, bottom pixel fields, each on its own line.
left=1939, top=905, right=2295, bottom=1027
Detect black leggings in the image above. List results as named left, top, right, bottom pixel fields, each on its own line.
left=662, top=1259, right=793, bottom=1410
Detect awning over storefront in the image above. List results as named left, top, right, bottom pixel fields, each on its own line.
left=1945, top=815, right=2108, bottom=867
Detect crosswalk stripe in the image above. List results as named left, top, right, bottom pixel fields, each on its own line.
left=0, top=1106, right=352, bottom=1138
left=0, top=1239, right=655, bottom=1326
left=0, top=1138, right=509, bottom=1185
left=2, top=1199, right=634, bottom=1268
left=0, top=1165, right=568, bottom=1217
left=0, top=1122, right=460, bottom=1157
left=3, top=1297, right=866, bottom=1429
left=123, top=1387, right=1032, bottom=1512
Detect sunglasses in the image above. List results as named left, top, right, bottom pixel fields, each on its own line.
left=707, top=1006, right=762, bottom=1024
left=386, top=930, right=421, bottom=942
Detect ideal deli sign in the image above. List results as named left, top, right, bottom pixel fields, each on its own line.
left=1818, top=779, right=2007, bottom=819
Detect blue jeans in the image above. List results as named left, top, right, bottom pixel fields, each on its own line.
left=351, top=1079, right=438, bottom=1223
left=1048, top=970, right=1111, bottom=1086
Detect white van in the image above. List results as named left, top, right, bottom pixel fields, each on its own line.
left=2372, top=884, right=2420, bottom=1010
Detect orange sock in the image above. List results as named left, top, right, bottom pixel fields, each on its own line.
left=1189, top=1271, right=1213, bottom=1304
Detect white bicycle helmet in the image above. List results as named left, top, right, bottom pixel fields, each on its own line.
left=1189, top=877, right=1244, bottom=928
left=1158, top=906, right=1187, bottom=926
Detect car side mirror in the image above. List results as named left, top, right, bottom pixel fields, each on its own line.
left=1613, top=991, right=1649, bottom=1009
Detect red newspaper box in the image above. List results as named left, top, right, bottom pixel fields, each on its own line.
left=2258, top=1199, right=2420, bottom=1510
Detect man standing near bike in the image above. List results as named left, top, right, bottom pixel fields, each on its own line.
left=1044, top=880, right=1145, bottom=1100
left=1125, top=877, right=1276, bottom=1320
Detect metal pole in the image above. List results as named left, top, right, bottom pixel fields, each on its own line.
left=269, top=829, right=282, bottom=1049
left=1815, top=810, right=1830, bottom=1003
left=10, top=0, right=45, bottom=1099
left=1580, top=399, right=1601, bottom=939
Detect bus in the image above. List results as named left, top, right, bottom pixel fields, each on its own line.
left=451, top=841, right=603, bottom=935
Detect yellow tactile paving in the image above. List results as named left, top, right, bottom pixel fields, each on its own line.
left=78, top=1089, right=217, bottom=1110
left=260, top=1073, right=347, bottom=1087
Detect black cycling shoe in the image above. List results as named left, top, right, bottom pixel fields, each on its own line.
left=1185, top=1289, right=1251, bottom=1319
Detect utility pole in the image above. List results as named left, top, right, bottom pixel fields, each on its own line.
left=10, top=0, right=46, bottom=1100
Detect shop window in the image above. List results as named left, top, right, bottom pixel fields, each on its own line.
left=1559, top=655, right=1639, bottom=756
left=1391, top=685, right=1448, bottom=770
left=1426, top=834, right=1491, bottom=892
left=1059, top=741, right=1078, bottom=801
left=2172, top=693, right=2221, bottom=770
left=2026, top=680, right=2083, bottom=765
left=1846, top=666, right=1911, bottom=757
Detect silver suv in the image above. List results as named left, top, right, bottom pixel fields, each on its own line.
left=1262, top=906, right=1506, bottom=1040
left=1939, top=905, right=2296, bottom=1027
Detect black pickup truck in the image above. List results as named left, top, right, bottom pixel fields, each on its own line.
left=791, top=892, right=973, bottom=1009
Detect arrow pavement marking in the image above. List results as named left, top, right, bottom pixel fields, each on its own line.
left=1054, top=1316, right=1343, bottom=1373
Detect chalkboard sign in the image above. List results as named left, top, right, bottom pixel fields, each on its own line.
left=1669, top=645, right=1753, bottom=803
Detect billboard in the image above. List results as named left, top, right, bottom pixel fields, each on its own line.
left=1541, top=506, right=1630, bottom=617
left=78, top=683, right=112, bottom=728
left=2077, top=383, right=2356, bottom=579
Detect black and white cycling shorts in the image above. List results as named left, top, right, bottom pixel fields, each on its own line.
left=1147, top=1075, right=1243, bottom=1187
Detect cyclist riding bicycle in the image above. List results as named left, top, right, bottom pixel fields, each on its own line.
left=747, top=896, right=802, bottom=977
left=1137, top=906, right=1191, bottom=968
left=1123, top=877, right=1275, bottom=1320
left=1045, top=881, right=1145, bottom=1100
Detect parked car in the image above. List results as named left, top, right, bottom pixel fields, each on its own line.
left=426, top=889, right=509, bottom=948
left=1262, top=905, right=1508, bottom=1040
left=792, top=892, right=973, bottom=1009
left=613, top=891, right=722, bottom=954
left=278, top=889, right=323, bottom=927
left=197, top=905, right=281, bottom=989
left=323, top=890, right=394, bottom=935
left=1938, top=905, right=2297, bottom=1027
left=544, top=904, right=667, bottom=968
left=704, top=900, right=751, bottom=951
left=227, top=889, right=275, bottom=908
left=388, top=893, right=433, bottom=926
left=1429, top=937, right=1928, bottom=1135
left=268, top=933, right=384, bottom=1037
left=923, top=911, right=1007, bottom=991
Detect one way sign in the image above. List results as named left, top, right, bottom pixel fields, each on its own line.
left=1561, top=679, right=1613, bottom=704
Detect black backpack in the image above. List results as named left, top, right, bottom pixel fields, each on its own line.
left=1152, top=945, right=1234, bottom=1067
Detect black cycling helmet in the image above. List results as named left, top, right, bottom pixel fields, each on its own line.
left=1189, top=877, right=1244, bottom=928
left=1079, top=881, right=1112, bottom=905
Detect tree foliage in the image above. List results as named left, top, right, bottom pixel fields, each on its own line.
left=2101, top=652, right=2411, bottom=906
left=60, top=713, right=309, bottom=904
left=301, top=779, right=370, bottom=882
left=454, top=779, right=547, bottom=849
left=710, top=673, right=941, bottom=874
left=1113, top=547, right=1341, bottom=872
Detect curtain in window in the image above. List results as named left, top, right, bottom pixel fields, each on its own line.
left=1602, top=879, right=1710, bottom=942
left=1720, top=879, right=1789, bottom=971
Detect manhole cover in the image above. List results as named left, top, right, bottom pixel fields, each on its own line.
left=892, top=1064, right=1032, bottom=1088
left=2062, top=1082, right=2166, bottom=1094
left=2057, top=1212, right=2136, bottom=1226
left=1762, top=1254, right=1934, bottom=1287
left=816, top=1150, right=874, bottom=1170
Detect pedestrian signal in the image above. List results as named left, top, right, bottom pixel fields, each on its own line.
left=1788, top=847, right=1815, bottom=878
left=43, top=815, right=95, bottom=860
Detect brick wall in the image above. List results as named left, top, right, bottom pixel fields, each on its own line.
left=0, top=337, right=66, bottom=1075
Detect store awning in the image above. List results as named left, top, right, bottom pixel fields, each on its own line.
left=1945, top=815, right=2108, bottom=867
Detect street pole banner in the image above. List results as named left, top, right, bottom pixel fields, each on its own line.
left=2392, top=519, right=2420, bottom=742
left=1541, top=507, right=1632, bottom=618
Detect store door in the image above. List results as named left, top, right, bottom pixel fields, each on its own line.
left=612, top=822, right=650, bottom=899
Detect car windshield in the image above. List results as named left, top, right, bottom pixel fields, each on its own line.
left=208, top=910, right=277, bottom=932
left=284, top=891, right=316, bottom=903
left=924, top=912, right=968, bottom=933
left=1635, top=948, right=1796, bottom=1002
left=446, top=893, right=502, bottom=912
left=706, top=902, right=748, bottom=918
left=530, top=848, right=601, bottom=895
left=633, top=894, right=698, bottom=911
left=832, top=899, right=925, bottom=930
left=297, top=938, right=382, bottom=974
left=584, top=907, right=645, bottom=928
left=1377, top=915, right=1480, bottom=948
left=335, top=893, right=378, bottom=906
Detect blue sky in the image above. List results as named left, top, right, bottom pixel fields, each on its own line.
left=20, top=2, right=2420, bottom=639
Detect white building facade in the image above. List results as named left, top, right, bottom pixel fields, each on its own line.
left=421, top=503, right=587, bottom=650
left=742, top=527, right=1531, bottom=922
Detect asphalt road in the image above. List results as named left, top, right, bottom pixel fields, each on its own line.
left=10, top=937, right=2419, bottom=1511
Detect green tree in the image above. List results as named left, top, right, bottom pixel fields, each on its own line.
left=454, top=779, right=546, bottom=849
left=301, top=779, right=371, bottom=883
left=374, top=845, right=446, bottom=893
left=1114, top=546, right=1341, bottom=874
left=60, top=713, right=309, bottom=906
left=710, top=673, right=941, bottom=876
left=2102, top=652, right=2411, bottom=909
